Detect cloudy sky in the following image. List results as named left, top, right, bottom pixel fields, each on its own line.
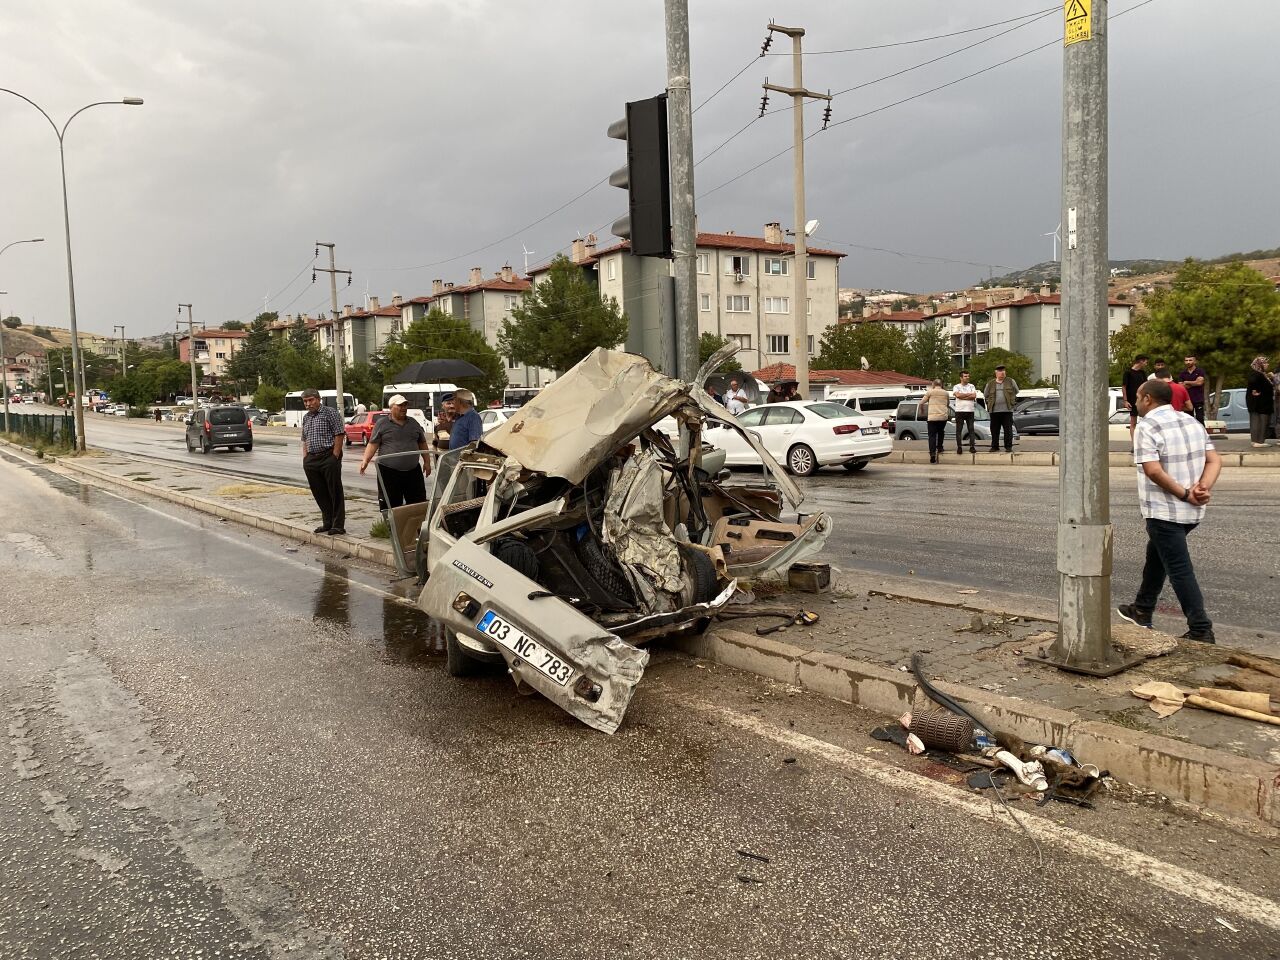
left=2, top=0, right=1276, bottom=339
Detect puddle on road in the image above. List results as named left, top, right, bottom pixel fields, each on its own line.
left=313, top=562, right=443, bottom=662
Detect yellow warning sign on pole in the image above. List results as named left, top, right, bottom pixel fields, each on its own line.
left=1065, top=0, right=1092, bottom=45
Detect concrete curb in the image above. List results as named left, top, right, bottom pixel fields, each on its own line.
left=668, top=627, right=1279, bottom=829
left=16, top=440, right=1276, bottom=829
left=50, top=453, right=397, bottom=568
left=887, top=448, right=1278, bottom=468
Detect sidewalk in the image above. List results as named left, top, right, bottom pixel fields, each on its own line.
left=17, top=440, right=1279, bottom=830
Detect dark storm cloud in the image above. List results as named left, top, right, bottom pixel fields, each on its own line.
left=1, top=0, right=1276, bottom=336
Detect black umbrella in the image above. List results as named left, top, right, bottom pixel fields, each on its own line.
left=393, top=358, right=485, bottom=382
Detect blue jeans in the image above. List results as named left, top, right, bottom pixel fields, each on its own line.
left=1134, top=518, right=1211, bottom=633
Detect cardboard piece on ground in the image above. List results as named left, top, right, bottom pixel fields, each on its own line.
left=1185, top=694, right=1280, bottom=727
left=1197, top=687, right=1272, bottom=715
left=1221, top=667, right=1280, bottom=701
left=1226, top=653, right=1280, bottom=680
left=1130, top=680, right=1187, bottom=717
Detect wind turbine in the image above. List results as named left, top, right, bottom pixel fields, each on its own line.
left=1043, top=223, right=1062, bottom=262
left=521, top=243, right=536, bottom=275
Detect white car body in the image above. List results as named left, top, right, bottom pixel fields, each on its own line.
left=706, top=400, right=894, bottom=475
left=478, top=408, right=520, bottom=433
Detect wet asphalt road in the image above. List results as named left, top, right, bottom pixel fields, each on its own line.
left=795, top=461, right=1280, bottom=641
left=2, top=447, right=1279, bottom=959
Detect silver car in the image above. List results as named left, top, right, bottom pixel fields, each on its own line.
left=404, top=345, right=830, bottom=734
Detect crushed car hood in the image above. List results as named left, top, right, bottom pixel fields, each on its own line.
left=484, top=347, right=802, bottom=505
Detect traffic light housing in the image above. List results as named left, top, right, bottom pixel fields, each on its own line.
left=608, top=94, right=672, bottom=259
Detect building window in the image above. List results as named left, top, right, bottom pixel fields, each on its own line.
left=696, top=253, right=709, bottom=274
left=1108, top=307, right=1116, bottom=319
left=215, top=352, right=226, bottom=359
left=763, top=257, right=788, bottom=276
left=764, top=296, right=790, bottom=313
left=504, top=295, right=519, bottom=312
left=806, top=298, right=812, bottom=316
left=607, top=259, right=617, bottom=281
left=725, top=255, right=751, bottom=276
left=807, top=260, right=816, bottom=280
left=439, top=300, right=452, bottom=316
left=807, top=335, right=815, bottom=355
left=725, top=295, right=751, bottom=313
left=1053, top=328, right=1060, bottom=342
left=767, top=334, right=789, bottom=354
left=1056, top=351, right=1061, bottom=363
left=1053, top=307, right=1061, bottom=319
left=727, top=333, right=751, bottom=351
left=699, top=293, right=710, bottom=312
left=507, top=357, right=520, bottom=369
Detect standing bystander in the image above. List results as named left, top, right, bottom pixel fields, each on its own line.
left=1152, top=367, right=1193, bottom=414
left=952, top=370, right=978, bottom=454
left=724, top=378, right=750, bottom=415
left=983, top=365, right=1019, bottom=453
left=300, top=388, right=347, bottom=536
left=917, top=378, right=951, bottom=464
left=1175, top=355, right=1207, bottom=424
left=358, top=395, right=431, bottom=509
left=1122, top=354, right=1150, bottom=437
left=1246, top=356, right=1274, bottom=448
left=1116, top=380, right=1221, bottom=643
left=448, top=389, right=484, bottom=450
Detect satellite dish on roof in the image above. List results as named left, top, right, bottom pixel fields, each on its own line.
left=804, top=219, right=820, bottom=236
left=860, top=355, right=870, bottom=371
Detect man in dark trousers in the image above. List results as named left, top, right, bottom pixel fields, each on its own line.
left=358, top=394, right=431, bottom=509
left=1175, top=354, right=1207, bottom=424
left=300, top=388, right=346, bottom=535
left=1117, top=379, right=1221, bottom=643
left=1121, top=354, right=1149, bottom=438
left=982, top=365, right=1019, bottom=452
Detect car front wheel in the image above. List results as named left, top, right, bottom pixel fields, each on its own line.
left=787, top=443, right=817, bottom=476
left=900, top=431, right=917, bottom=441
left=444, top=629, right=485, bottom=677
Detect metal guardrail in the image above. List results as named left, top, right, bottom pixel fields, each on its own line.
left=4, top=411, right=76, bottom=449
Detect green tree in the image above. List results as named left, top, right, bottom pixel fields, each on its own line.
left=907, top=320, right=953, bottom=381
left=341, top=363, right=382, bottom=408
left=812, top=321, right=911, bottom=372
left=498, top=255, right=627, bottom=372
left=1126, top=259, right=1280, bottom=411
left=1, top=316, right=20, bottom=329
left=254, top=383, right=286, bottom=413
left=225, top=312, right=279, bottom=392
left=378, top=309, right=507, bottom=406
left=698, top=332, right=743, bottom=373
left=967, top=348, right=1034, bottom=389
left=288, top=315, right=314, bottom=352
left=32, top=325, right=55, bottom=341
left=221, top=319, right=246, bottom=331
left=276, top=341, right=334, bottom=391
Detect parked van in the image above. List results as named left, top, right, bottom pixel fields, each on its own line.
left=1210, top=388, right=1250, bottom=432
left=828, top=386, right=926, bottom=429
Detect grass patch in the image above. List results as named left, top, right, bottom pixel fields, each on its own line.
left=131, top=476, right=158, bottom=483
left=172, top=486, right=201, bottom=492
left=369, top=518, right=390, bottom=540
left=214, top=482, right=309, bottom=499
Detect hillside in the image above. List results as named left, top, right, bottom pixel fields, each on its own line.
left=983, top=245, right=1280, bottom=288
left=0, top=324, right=65, bottom=357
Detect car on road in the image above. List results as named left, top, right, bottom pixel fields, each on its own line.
left=266, top=413, right=287, bottom=427
left=412, top=345, right=830, bottom=734
left=894, top=399, right=1016, bottom=446
left=828, top=386, right=926, bottom=432
left=706, top=401, right=893, bottom=476
left=344, top=410, right=388, bottom=446
left=478, top=407, right=522, bottom=433
left=186, top=405, right=253, bottom=453
left=175, top=396, right=193, bottom=407
left=111, top=406, right=129, bottom=417
left=1210, top=388, right=1251, bottom=433
left=1013, top=397, right=1060, bottom=435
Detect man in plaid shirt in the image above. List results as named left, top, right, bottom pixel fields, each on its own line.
left=1117, top=380, right=1222, bottom=643
left=300, top=388, right=347, bottom=536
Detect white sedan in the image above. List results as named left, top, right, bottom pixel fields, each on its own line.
left=707, top=400, right=894, bottom=476
left=478, top=407, right=521, bottom=433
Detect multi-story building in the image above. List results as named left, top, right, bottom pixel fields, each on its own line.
left=531, top=224, right=845, bottom=374
left=314, top=296, right=405, bottom=367
left=177, top=329, right=247, bottom=385
left=985, top=289, right=1133, bottom=384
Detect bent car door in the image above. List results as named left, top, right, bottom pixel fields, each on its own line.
left=419, top=537, right=650, bottom=735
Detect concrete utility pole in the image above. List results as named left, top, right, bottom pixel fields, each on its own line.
left=178, top=304, right=199, bottom=406
left=114, top=324, right=126, bottom=378
left=315, top=242, right=351, bottom=407
left=764, top=24, right=830, bottom=401
left=0, top=294, right=8, bottom=433
left=664, top=0, right=698, bottom=382
left=1042, top=0, right=1135, bottom=677
left=60, top=350, right=70, bottom=405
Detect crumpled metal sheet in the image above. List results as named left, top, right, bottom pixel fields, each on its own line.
left=602, top=450, right=685, bottom=595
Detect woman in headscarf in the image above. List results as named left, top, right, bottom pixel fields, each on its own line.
left=1246, top=356, right=1274, bottom=448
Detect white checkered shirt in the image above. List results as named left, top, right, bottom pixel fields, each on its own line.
left=1133, top=404, right=1213, bottom=523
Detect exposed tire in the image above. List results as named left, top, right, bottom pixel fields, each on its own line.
left=842, top=460, right=868, bottom=472
left=900, top=431, right=917, bottom=441
left=574, top=535, right=634, bottom=604
left=786, top=443, right=817, bottom=477
left=243, top=443, right=253, bottom=452
left=677, top=544, right=718, bottom=604
left=444, top=629, right=484, bottom=677
left=494, top=538, right=539, bottom=580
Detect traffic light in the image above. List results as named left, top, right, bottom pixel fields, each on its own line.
left=607, top=94, right=672, bottom=259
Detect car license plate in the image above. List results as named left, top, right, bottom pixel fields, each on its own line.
left=476, top=610, right=575, bottom=686
left=860, top=427, right=880, bottom=435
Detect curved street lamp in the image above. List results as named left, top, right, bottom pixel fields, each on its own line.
left=0, top=89, right=144, bottom=451
left=0, top=237, right=46, bottom=432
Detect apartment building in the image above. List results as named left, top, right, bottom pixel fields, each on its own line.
left=314, top=295, right=405, bottom=367
left=177, top=329, right=247, bottom=384
left=985, top=289, right=1133, bottom=383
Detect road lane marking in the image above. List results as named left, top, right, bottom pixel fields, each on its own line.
left=684, top=699, right=1280, bottom=932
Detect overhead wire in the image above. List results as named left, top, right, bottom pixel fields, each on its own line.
left=802, top=7, right=1059, bottom=55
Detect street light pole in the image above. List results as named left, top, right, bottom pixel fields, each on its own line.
left=1, top=89, right=143, bottom=451
left=0, top=238, right=47, bottom=433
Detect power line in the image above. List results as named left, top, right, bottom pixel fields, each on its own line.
left=694, top=54, right=762, bottom=115
left=804, top=7, right=1058, bottom=55
left=812, top=235, right=1015, bottom=271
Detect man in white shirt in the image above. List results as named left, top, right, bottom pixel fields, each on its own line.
left=951, top=370, right=978, bottom=454
left=1116, top=380, right=1221, bottom=643
left=724, top=378, right=750, bottom=416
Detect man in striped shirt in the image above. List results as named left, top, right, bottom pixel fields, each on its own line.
left=1116, top=380, right=1221, bottom=643
left=301, top=388, right=347, bottom=536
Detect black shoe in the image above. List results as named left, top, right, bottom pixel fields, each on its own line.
left=313, top=525, right=330, bottom=534
left=1179, top=629, right=1216, bottom=644
left=1116, top=604, right=1153, bottom=629
left=929, top=456, right=937, bottom=464
left=328, top=527, right=346, bottom=536
left=988, top=447, right=998, bottom=453
left=969, top=448, right=977, bottom=453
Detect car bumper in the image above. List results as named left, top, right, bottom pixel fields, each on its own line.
left=811, top=433, right=894, bottom=466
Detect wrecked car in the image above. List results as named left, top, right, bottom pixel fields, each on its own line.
left=390, top=345, right=830, bottom=733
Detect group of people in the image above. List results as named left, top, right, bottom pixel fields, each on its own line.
left=915, top=365, right=1020, bottom=463
left=298, top=386, right=485, bottom=536
left=1122, top=352, right=1280, bottom=447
